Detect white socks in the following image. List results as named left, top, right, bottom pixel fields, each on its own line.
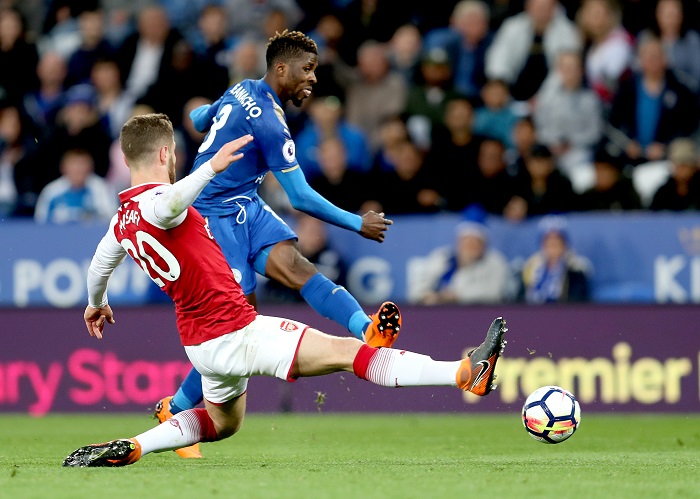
left=365, top=348, right=460, bottom=388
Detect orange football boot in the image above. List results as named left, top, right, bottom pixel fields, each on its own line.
left=364, top=301, right=402, bottom=348
left=456, top=317, right=508, bottom=396
left=63, top=438, right=142, bottom=467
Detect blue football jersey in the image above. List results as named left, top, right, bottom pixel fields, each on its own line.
left=191, top=79, right=299, bottom=215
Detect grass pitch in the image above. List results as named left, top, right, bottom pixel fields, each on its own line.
left=0, top=413, right=698, bottom=499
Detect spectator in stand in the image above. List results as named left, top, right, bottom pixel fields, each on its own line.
left=22, top=50, right=67, bottom=130
left=295, top=95, right=371, bottom=180
left=263, top=212, right=349, bottom=303
left=471, top=138, right=518, bottom=215
left=91, top=57, right=134, bottom=140
left=0, top=100, right=36, bottom=217
left=7, top=0, right=45, bottom=39
left=37, top=0, right=81, bottom=58
left=423, top=0, right=493, bottom=98
left=228, top=38, right=266, bottom=84
left=485, top=0, right=580, bottom=102
left=534, top=50, right=603, bottom=190
left=519, top=215, right=591, bottom=303
left=159, top=0, right=215, bottom=40
left=576, top=0, right=634, bottom=104
left=65, top=8, right=114, bottom=88
left=14, top=83, right=112, bottom=212
left=0, top=8, right=39, bottom=104
left=638, top=0, right=700, bottom=92
left=426, top=96, right=484, bottom=211
left=306, top=13, right=350, bottom=100
left=404, top=48, right=461, bottom=139
left=33, top=148, right=117, bottom=224
left=344, top=40, right=407, bottom=152
left=339, top=0, right=411, bottom=64
left=505, top=115, right=538, bottom=176
left=117, top=5, right=182, bottom=103
left=510, top=143, right=578, bottom=217
left=650, top=137, right=700, bottom=210
left=140, top=38, right=228, bottom=127
left=101, top=0, right=138, bottom=46
left=365, top=140, right=440, bottom=214
left=579, top=143, right=642, bottom=210
left=372, top=115, right=410, bottom=173
left=174, top=96, right=212, bottom=178
left=409, top=215, right=512, bottom=305
left=473, top=78, right=519, bottom=148
left=224, top=0, right=302, bottom=42
left=190, top=5, right=233, bottom=74
left=309, top=136, right=367, bottom=213
left=607, top=35, right=699, bottom=165
left=386, top=24, right=423, bottom=85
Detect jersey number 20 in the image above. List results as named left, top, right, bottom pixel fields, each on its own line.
left=121, top=231, right=181, bottom=287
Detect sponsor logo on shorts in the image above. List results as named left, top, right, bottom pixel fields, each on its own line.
left=280, top=320, right=299, bottom=331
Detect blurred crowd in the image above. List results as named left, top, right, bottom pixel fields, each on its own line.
left=1, top=0, right=700, bottom=302
left=1, top=0, right=700, bottom=223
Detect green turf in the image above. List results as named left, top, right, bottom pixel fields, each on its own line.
left=0, top=413, right=698, bottom=498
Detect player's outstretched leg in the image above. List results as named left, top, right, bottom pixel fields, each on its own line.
left=154, top=395, right=202, bottom=458
left=299, top=316, right=506, bottom=395
left=64, top=406, right=223, bottom=467
left=363, top=301, right=401, bottom=348
left=63, top=439, right=142, bottom=467
left=455, top=317, right=508, bottom=395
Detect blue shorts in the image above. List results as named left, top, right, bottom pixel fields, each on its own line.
left=203, top=195, right=296, bottom=295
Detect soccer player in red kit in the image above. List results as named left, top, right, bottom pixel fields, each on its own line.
left=62, top=114, right=507, bottom=467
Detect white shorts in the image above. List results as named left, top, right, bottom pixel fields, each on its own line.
left=184, top=315, right=307, bottom=404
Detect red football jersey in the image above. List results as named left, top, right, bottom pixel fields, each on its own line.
left=114, top=183, right=256, bottom=346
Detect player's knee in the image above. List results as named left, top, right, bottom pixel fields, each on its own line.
left=214, top=418, right=244, bottom=440
left=331, top=337, right=364, bottom=368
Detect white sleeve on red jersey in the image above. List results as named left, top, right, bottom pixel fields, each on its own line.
left=145, top=161, right=217, bottom=229
left=87, top=215, right=127, bottom=308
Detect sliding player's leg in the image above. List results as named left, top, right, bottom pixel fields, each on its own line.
left=63, top=394, right=243, bottom=467
left=291, top=316, right=507, bottom=394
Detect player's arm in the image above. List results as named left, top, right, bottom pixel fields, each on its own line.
left=273, top=167, right=392, bottom=242
left=152, top=135, right=254, bottom=228
left=189, top=98, right=222, bottom=132
left=85, top=217, right=127, bottom=339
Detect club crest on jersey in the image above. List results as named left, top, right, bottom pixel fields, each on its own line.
left=279, top=320, right=299, bottom=331
left=282, top=140, right=296, bottom=163
left=231, top=268, right=242, bottom=283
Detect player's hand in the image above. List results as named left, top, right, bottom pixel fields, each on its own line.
left=84, top=304, right=115, bottom=340
left=359, top=211, right=393, bottom=243
left=210, top=135, right=254, bottom=174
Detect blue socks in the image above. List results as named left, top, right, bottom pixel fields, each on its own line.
left=170, top=368, right=204, bottom=414
left=300, top=273, right=371, bottom=340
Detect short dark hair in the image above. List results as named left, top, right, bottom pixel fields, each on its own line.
left=266, top=29, right=317, bottom=69
left=120, top=113, right=173, bottom=165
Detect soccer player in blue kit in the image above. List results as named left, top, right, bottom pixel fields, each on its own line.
left=154, top=30, right=403, bottom=457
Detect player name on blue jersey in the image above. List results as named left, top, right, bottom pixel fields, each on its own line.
left=191, top=79, right=299, bottom=216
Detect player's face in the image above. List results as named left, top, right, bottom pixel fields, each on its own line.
left=284, top=53, right=318, bottom=107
